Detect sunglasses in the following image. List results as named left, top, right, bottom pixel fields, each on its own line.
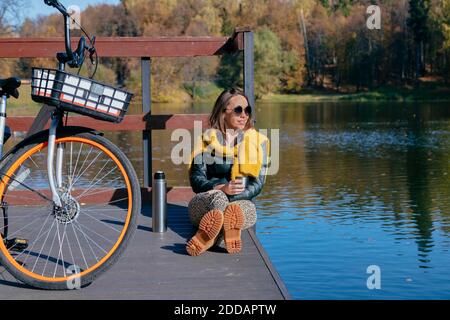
left=224, top=105, right=252, bottom=116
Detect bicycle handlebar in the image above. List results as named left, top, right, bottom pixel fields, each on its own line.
left=44, top=0, right=69, bottom=17
left=44, top=0, right=91, bottom=69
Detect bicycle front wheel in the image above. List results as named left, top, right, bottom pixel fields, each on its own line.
left=0, top=131, right=140, bottom=289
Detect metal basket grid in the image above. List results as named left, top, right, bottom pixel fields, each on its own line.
left=31, top=68, right=133, bottom=123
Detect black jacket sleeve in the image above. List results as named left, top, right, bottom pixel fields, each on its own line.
left=189, top=153, right=228, bottom=193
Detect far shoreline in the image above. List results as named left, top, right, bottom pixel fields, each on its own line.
left=259, top=86, right=450, bottom=103
left=7, top=83, right=450, bottom=112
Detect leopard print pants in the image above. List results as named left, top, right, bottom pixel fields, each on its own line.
left=188, top=190, right=257, bottom=245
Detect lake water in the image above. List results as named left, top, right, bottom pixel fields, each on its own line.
left=251, top=102, right=450, bottom=300
left=10, top=100, right=450, bottom=299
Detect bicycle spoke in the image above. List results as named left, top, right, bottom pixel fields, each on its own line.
left=2, top=213, right=50, bottom=254
left=73, top=221, right=107, bottom=256
left=0, top=135, right=136, bottom=283
left=41, top=221, right=58, bottom=276
left=75, top=185, right=125, bottom=199
left=74, top=159, right=115, bottom=198
left=75, top=222, right=99, bottom=264
left=76, top=176, right=123, bottom=200
left=74, top=220, right=115, bottom=245
left=1, top=173, right=53, bottom=203
left=1, top=209, right=48, bottom=219
left=53, top=222, right=67, bottom=278
left=69, top=142, right=73, bottom=182
left=69, top=145, right=94, bottom=190
left=31, top=219, right=56, bottom=273
left=65, top=224, right=76, bottom=274
left=70, top=150, right=104, bottom=189
left=75, top=166, right=118, bottom=200
left=19, top=212, right=53, bottom=263
left=82, top=207, right=128, bottom=212
left=26, top=152, right=42, bottom=170
left=74, top=222, right=101, bottom=263
left=70, top=222, right=89, bottom=270
left=80, top=197, right=129, bottom=209
left=6, top=208, right=51, bottom=239
left=81, top=210, right=127, bottom=222
left=2, top=207, right=49, bottom=230
left=69, top=143, right=84, bottom=188
left=82, top=211, right=121, bottom=233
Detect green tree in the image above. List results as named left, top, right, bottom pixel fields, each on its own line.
left=280, top=50, right=303, bottom=93
left=215, top=53, right=243, bottom=90
left=254, top=27, right=283, bottom=96
left=215, top=2, right=242, bottom=90
left=408, top=0, right=431, bottom=79
left=442, top=0, right=450, bottom=49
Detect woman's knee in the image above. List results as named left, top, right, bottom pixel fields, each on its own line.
left=188, top=192, right=210, bottom=226
left=207, top=190, right=229, bottom=211
left=188, top=190, right=229, bottom=226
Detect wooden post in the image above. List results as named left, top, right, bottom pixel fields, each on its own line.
left=141, top=57, right=152, bottom=189
left=243, top=29, right=256, bottom=232
left=243, top=31, right=255, bottom=124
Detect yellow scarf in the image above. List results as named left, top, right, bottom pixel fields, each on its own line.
left=189, top=128, right=270, bottom=180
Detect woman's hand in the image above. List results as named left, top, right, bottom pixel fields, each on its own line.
left=214, top=180, right=245, bottom=195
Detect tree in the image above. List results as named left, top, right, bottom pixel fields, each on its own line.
left=254, top=27, right=283, bottom=96
left=0, top=0, right=25, bottom=36
left=442, top=0, right=450, bottom=49
left=4, top=0, right=450, bottom=99
left=408, top=0, right=431, bottom=80
left=0, top=0, right=23, bottom=76
left=215, top=2, right=242, bottom=90
left=216, top=52, right=243, bottom=90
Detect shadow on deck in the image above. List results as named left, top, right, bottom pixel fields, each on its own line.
left=0, top=203, right=290, bottom=300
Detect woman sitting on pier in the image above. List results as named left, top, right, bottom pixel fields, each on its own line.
left=187, top=88, right=270, bottom=256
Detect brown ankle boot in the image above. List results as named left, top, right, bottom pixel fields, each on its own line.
left=186, top=209, right=223, bottom=256
left=223, top=204, right=244, bottom=254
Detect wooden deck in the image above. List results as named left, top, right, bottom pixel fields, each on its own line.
left=0, top=203, right=290, bottom=300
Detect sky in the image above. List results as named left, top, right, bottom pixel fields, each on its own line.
left=28, top=0, right=121, bottom=19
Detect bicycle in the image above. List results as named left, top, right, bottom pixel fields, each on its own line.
left=0, top=0, right=140, bottom=290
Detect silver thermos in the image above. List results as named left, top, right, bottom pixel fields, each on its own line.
left=152, top=171, right=167, bottom=233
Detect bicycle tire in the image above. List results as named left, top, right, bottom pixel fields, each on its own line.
left=0, top=130, right=140, bottom=290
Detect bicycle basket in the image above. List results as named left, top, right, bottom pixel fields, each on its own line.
left=31, top=68, right=133, bottom=123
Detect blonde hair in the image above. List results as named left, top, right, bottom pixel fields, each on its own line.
left=208, top=88, right=254, bottom=134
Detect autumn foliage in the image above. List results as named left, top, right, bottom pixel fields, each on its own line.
left=1, top=0, right=450, bottom=101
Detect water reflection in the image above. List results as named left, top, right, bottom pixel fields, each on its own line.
left=405, top=104, right=434, bottom=266
left=252, top=101, right=450, bottom=298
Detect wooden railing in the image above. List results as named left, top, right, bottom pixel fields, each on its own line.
left=0, top=28, right=255, bottom=205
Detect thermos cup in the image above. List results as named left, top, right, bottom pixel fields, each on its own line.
left=152, top=171, right=167, bottom=233
left=235, top=175, right=248, bottom=188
